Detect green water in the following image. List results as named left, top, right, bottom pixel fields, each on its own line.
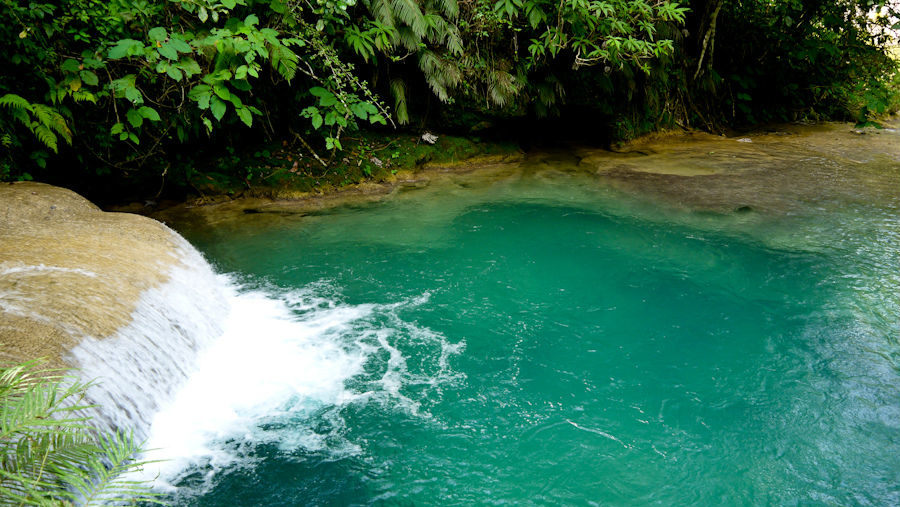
left=168, top=153, right=900, bottom=505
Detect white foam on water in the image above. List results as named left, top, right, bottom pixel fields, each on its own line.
left=60, top=233, right=464, bottom=494
left=129, top=282, right=465, bottom=492
left=67, top=242, right=229, bottom=438
left=137, top=285, right=374, bottom=487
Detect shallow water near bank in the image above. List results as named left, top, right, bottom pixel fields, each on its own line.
left=150, top=125, right=899, bottom=505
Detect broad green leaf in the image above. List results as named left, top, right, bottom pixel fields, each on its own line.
left=126, top=108, right=143, bottom=128
left=209, top=69, right=233, bottom=81
left=128, top=132, right=139, bottom=144
left=177, top=58, right=202, bottom=76
left=158, top=44, right=178, bottom=60
left=311, top=113, right=323, bottom=129
left=169, top=38, right=192, bottom=53
left=61, top=59, right=80, bottom=72
left=199, top=6, right=209, bottom=22
left=236, top=107, right=252, bottom=127
left=148, top=27, right=167, bottom=42
left=231, top=79, right=251, bottom=91
left=350, top=102, right=368, bottom=120
left=138, top=106, right=161, bottom=121
left=110, top=122, right=124, bottom=135
left=188, top=84, right=211, bottom=99
left=210, top=96, right=227, bottom=121
left=124, top=87, right=142, bottom=104
left=108, top=39, right=142, bottom=59
left=213, top=84, right=231, bottom=101
left=309, top=87, right=332, bottom=98
left=167, top=66, right=183, bottom=81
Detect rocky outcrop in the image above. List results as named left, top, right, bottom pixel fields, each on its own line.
left=0, top=182, right=184, bottom=368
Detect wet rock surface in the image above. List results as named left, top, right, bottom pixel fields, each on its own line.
left=0, top=182, right=183, bottom=367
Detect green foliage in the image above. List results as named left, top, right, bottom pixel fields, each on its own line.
left=0, top=359, right=157, bottom=506
left=0, top=94, right=71, bottom=154
left=0, top=0, right=897, bottom=189
left=689, top=0, right=900, bottom=127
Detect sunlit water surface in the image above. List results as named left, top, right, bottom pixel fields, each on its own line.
left=155, top=130, right=899, bottom=505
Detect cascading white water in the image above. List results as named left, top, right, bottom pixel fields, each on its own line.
left=67, top=237, right=230, bottom=441
left=134, top=283, right=463, bottom=491
left=61, top=232, right=463, bottom=491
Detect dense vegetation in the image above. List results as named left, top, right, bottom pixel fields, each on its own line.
left=1, top=0, right=898, bottom=199
left=0, top=359, right=155, bottom=505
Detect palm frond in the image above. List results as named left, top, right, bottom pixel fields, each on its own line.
left=424, top=13, right=462, bottom=54
left=365, top=0, right=397, bottom=28
left=427, top=0, right=458, bottom=19
left=487, top=69, right=520, bottom=107
left=396, top=25, right=423, bottom=52
left=419, top=51, right=461, bottom=102
left=391, top=0, right=426, bottom=37
left=390, top=78, right=409, bottom=125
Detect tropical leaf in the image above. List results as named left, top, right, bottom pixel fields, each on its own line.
left=0, top=94, right=33, bottom=113
left=390, top=78, right=409, bottom=125
left=390, top=0, right=426, bottom=37
left=430, top=0, right=458, bottom=19
left=0, top=359, right=158, bottom=506
left=270, top=42, right=298, bottom=81
left=366, top=0, right=397, bottom=28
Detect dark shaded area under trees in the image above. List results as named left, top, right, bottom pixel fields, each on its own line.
left=2, top=0, right=898, bottom=203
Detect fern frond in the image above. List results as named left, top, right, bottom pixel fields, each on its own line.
left=270, top=42, right=299, bottom=81
left=0, top=94, right=33, bottom=113
left=72, top=90, right=98, bottom=104
left=32, top=105, right=73, bottom=145
left=0, top=359, right=157, bottom=506
left=423, top=13, right=462, bottom=54
left=419, top=51, right=460, bottom=102
left=32, top=123, right=59, bottom=153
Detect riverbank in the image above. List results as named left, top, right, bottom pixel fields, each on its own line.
left=146, top=121, right=900, bottom=232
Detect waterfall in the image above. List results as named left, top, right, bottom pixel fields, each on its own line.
left=66, top=236, right=230, bottom=441
left=53, top=225, right=459, bottom=489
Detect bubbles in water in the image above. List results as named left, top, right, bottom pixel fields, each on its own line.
left=137, top=279, right=464, bottom=491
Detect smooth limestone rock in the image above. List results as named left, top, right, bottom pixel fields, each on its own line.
left=0, top=182, right=228, bottom=437
left=0, top=183, right=187, bottom=366
left=0, top=182, right=183, bottom=367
